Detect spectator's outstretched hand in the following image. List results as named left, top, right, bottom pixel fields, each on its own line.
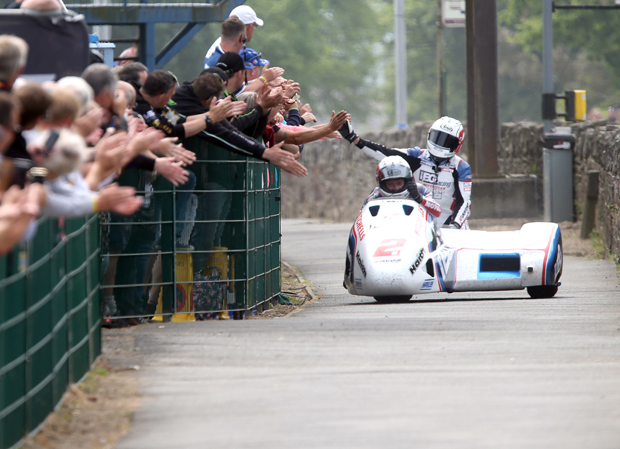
left=157, top=138, right=196, bottom=166
left=127, top=114, right=148, bottom=136
left=328, top=110, right=349, bottom=131
left=257, top=83, right=284, bottom=111
left=261, top=63, right=285, bottom=83
left=208, top=97, right=239, bottom=122
left=262, top=141, right=307, bottom=177
left=0, top=184, right=44, bottom=255
left=73, top=107, right=105, bottom=139
left=154, top=157, right=189, bottom=187
left=323, top=130, right=342, bottom=139
left=283, top=80, right=301, bottom=99
left=128, top=127, right=166, bottom=156
left=302, top=112, right=316, bottom=123
left=93, top=128, right=133, bottom=174
left=300, top=103, right=312, bottom=116
left=96, top=184, right=143, bottom=215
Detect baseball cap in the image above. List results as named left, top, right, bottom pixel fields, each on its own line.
left=199, top=66, right=229, bottom=84
left=240, top=47, right=270, bottom=70
left=229, top=5, right=263, bottom=26
left=216, top=52, right=245, bottom=75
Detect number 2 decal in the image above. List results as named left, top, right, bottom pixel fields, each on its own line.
left=373, top=238, right=406, bottom=257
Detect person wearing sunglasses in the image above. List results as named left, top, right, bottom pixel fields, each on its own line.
left=203, top=17, right=247, bottom=69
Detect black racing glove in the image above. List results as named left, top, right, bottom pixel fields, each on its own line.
left=338, top=120, right=359, bottom=144
left=406, top=181, right=423, bottom=204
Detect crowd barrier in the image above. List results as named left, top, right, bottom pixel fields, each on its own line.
left=0, top=215, right=101, bottom=449
left=1, top=136, right=283, bottom=448
left=101, top=136, right=282, bottom=322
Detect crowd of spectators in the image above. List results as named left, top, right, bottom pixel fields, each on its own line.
left=0, top=5, right=350, bottom=325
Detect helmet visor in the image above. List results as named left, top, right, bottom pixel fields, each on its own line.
left=429, top=129, right=460, bottom=151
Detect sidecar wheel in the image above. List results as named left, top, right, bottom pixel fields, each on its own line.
left=526, top=285, right=558, bottom=299
left=373, top=295, right=412, bottom=303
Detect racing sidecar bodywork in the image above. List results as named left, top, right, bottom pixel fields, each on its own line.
left=344, top=199, right=563, bottom=302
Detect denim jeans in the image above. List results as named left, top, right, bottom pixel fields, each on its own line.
left=189, top=182, right=231, bottom=272
left=175, top=170, right=196, bottom=243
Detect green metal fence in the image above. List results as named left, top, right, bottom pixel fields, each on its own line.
left=0, top=215, right=101, bottom=449
left=0, top=136, right=283, bottom=448
left=101, top=136, right=282, bottom=322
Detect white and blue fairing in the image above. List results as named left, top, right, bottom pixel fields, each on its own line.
left=344, top=199, right=562, bottom=300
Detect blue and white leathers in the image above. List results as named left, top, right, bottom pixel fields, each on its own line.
left=358, top=143, right=472, bottom=228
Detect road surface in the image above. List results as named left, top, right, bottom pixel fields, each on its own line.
left=116, top=219, right=620, bottom=449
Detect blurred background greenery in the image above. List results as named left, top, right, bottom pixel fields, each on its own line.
left=94, top=0, right=620, bottom=132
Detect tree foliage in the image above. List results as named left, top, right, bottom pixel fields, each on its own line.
left=499, top=0, right=620, bottom=115
left=90, top=0, right=620, bottom=129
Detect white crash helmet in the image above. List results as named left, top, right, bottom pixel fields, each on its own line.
left=376, top=155, right=413, bottom=198
left=427, top=116, right=465, bottom=159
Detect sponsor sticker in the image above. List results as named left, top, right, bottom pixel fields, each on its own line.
left=409, top=248, right=425, bottom=275
left=421, top=279, right=434, bottom=290
left=355, top=279, right=363, bottom=289
left=355, top=213, right=365, bottom=241
left=420, top=170, right=437, bottom=183
left=356, top=250, right=367, bottom=277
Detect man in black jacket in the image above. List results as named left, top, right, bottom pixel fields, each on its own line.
left=171, top=71, right=306, bottom=176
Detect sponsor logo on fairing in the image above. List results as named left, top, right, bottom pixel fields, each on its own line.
left=356, top=250, right=367, bottom=277
left=355, top=214, right=365, bottom=241
left=421, top=279, right=434, bottom=290
left=355, top=278, right=363, bottom=289
left=409, top=248, right=425, bottom=275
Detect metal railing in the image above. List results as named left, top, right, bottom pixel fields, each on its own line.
left=100, top=137, right=282, bottom=323
left=0, top=215, right=101, bottom=449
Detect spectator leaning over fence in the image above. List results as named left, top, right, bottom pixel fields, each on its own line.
left=114, top=61, right=148, bottom=87
left=216, top=52, right=284, bottom=139
left=171, top=72, right=307, bottom=177
left=203, top=17, right=246, bottom=69
left=204, top=5, right=263, bottom=69
left=81, top=63, right=188, bottom=187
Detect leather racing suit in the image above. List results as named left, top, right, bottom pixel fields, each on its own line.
left=356, top=138, right=472, bottom=228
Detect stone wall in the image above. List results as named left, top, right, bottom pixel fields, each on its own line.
left=498, top=120, right=619, bottom=258
left=281, top=120, right=619, bottom=258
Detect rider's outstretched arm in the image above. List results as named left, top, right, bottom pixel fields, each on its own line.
left=338, top=121, right=422, bottom=173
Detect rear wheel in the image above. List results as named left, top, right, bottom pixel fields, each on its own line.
left=373, top=295, right=412, bottom=303
left=527, top=285, right=558, bottom=299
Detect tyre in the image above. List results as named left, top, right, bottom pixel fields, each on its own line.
left=373, top=295, right=412, bottom=303
left=527, top=285, right=558, bottom=299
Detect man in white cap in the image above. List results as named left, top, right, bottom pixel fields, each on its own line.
left=204, top=5, right=263, bottom=67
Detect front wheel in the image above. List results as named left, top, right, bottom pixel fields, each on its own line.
left=527, top=285, right=558, bottom=299
left=373, top=295, right=412, bottom=304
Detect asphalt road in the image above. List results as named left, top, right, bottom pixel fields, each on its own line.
left=117, top=219, right=620, bottom=449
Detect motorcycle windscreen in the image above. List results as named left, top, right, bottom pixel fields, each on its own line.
left=0, top=10, right=90, bottom=80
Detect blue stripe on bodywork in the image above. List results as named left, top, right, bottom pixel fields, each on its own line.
left=545, top=227, right=562, bottom=285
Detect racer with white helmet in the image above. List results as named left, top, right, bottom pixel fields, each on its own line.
left=340, top=117, right=472, bottom=229
left=365, top=155, right=442, bottom=220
